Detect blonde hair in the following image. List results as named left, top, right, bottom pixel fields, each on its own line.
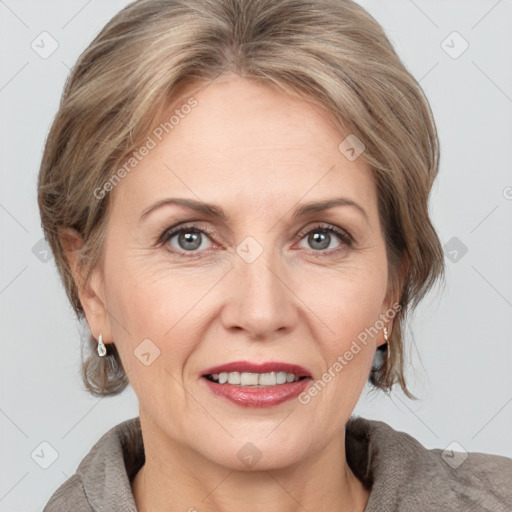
left=38, top=0, right=444, bottom=398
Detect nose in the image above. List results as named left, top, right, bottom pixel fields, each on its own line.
left=220, top=245, right=298, bottom=339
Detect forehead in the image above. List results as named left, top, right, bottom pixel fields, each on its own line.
left=110, top=75, right=377, bottom=221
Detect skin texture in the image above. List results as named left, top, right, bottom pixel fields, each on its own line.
left=63, top=74, right=398, bottom=512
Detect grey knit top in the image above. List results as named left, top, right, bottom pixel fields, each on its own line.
left=43, top=416, right=512, bottom=511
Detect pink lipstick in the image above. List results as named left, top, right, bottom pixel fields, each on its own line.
left=201, top=361, right=312, bottom=408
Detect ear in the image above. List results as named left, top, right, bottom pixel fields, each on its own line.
left=378, top=252, right=409, bottom=347
left=60, top=228, right=113, bottom=344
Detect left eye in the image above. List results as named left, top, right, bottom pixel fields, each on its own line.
left=297, top=225, right=353, bottom=252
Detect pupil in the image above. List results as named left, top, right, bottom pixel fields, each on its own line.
left=310, top=231, right=329, bottom=250
left=179, top=232, right=201, bottom=250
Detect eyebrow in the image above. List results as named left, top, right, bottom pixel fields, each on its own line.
left=139, top=196, right=369, bottom=223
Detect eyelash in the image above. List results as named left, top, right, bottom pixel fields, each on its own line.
left=159, top=222, right=354, bottom=258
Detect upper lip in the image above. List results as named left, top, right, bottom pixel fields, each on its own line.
left=202, top=361, right=312, bottom=378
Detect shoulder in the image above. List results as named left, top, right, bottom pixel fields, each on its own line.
left=43, top=474, right=87, bottom=511
left=346, top=416, right=512, bottom=512
left=43, top=417, right=143, bottom=512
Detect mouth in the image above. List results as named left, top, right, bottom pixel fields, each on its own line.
left=201, top=361, right=312, bottom=407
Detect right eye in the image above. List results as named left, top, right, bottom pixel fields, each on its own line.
left=160, top=225, right=216, bottom=255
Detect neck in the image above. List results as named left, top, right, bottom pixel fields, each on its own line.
left=132, top=414, right=370, bottom=512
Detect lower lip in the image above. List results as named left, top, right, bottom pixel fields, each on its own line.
left=202, top=377, right=311, bottom=408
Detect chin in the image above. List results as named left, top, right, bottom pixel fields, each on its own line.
left=197, top=428, right=313, bottom=472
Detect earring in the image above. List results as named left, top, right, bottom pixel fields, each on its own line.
left=97, top=333, right=107, bottom=357
left=383, top=326, right=391, bottom=362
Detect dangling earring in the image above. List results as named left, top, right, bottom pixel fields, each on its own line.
left=383, top=326, right=391, bottom=362
left=97, top=332, right=107, bottom=357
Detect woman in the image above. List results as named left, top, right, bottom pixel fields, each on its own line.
left=39, top=0, right=512, bottom=510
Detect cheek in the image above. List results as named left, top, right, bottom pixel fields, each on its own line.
left=102, top=248, right=220, bottom=375
left=304, top=272, right=385, bottom=420
left=304, top=260, right=388, bottom=343
left=102, top=262, right=197, bottom=416
left=297, top=262, right=387, bottom=411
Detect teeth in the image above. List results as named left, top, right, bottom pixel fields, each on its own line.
left=227, top=372, right=241, bottom=385
left=241, top=372, right=260, bottom=385
left=208, top=371, right=301, bottom=386
left=257, top=372, right=276, bottom=386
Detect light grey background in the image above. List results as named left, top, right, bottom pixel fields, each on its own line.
left=1, top=0, right=511, bottom=510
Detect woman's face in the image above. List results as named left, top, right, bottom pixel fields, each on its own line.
left=85, top=75, right=395, bottom=470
